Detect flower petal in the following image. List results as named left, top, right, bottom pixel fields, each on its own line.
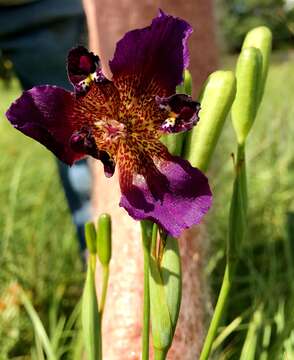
left=6, top=85, right=84, bottom=165
left=109, top=10, right=192, bottom=96
left=118, top=140, right=212, bottom=237
left=71, top=78, right=121, bottom=176
left=69, top=127, right=116, bottom=177
left=67, top=46, right=107, bottom=94
left=156, top=94, right=200, bottom=133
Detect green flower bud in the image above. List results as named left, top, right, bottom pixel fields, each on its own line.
left=176, top=69, right=192, bottom=96
left=97, top=213, right=112, bottom=266
left=184, top=71, right=236, bottom=171
left=85, top=222, right=97, bottom=254
left=231, top=47, right=262, bottom=144
left=149, top=255, right=173, bottom=352
left=162, top=70, right=193, bottom=156
left=183, top=69, right=192, bottom=96
left=161, top=236, right=181, bottom=335
left=242, top=26, right=272, bottom=104
left=149, top=231, right=182, bottom=359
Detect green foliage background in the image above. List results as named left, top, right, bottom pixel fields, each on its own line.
left=206, top=51, right=294, bottom=358
left=219, top=0, right=294, bottom=51
left=0, top=52, right=293, bottom=358
left=0, top=79, right=83, bottom=358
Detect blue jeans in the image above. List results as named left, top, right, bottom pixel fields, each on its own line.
left=0, top=1, right=91, bottom=250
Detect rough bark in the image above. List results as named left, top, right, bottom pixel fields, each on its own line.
left=85, top=1, right=218, bottom=358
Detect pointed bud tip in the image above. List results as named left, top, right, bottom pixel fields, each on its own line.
left=85, top=222, right=97, bottom=254
left=97, top=213, right=112, bottom=266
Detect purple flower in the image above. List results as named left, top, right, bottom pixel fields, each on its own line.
left=6, top=10, right=212, bottom=237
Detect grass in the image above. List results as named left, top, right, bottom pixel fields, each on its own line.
left=0, top=51, right=293, bottom=358
left=0, top=79, right=83, bottom=358
left=206, top=51, right=294, bottom=359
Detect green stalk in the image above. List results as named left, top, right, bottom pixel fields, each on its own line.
left=151, top=223, right=158, bottom=255
left=82, top=222, right=101, bottom=360
left=99, top=265, right=110, bottom=317
left=96, top=213, right=112, bottom=359
left=97, top=264, right=109, bottom=360
left=154, top=348, right=168, bottom=360
left=236, top=143, right=247, bottom=214
left=200, top=147, right=246, bottom=360
left=199, top=263, right=234, bottom=360
left=142, top=247, right=150, bottom=360
left=81, top=253, right=101, bottom=360
left=141, top=221, right=152, bottom=360
left=199, top=27, right=272, bottom=359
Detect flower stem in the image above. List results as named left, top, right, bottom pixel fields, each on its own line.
left=200, top=142, right=246, bottom=360
left=236, top=143, right=247, bottom=213
left=199, top=263, right=235, bottom=360
left=151, top=224, right=158, bottom=257
left=142, top=244, right=150, bottom=360
left=97, top=263, right=110, bottom=359
left=99, top=265, right=110, bottom=317
left=141, top=221, right=152, bottom=360
left=154, top=348, right=168, bottom=360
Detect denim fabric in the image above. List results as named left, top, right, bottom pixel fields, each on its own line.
left=0, top=1, right=91, bottom=250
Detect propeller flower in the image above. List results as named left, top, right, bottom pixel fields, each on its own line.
left=6, top=10, right=212, bottom=237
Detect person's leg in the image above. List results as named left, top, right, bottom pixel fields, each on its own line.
left=2, top=13, right=91, bottom=251
left=56, top=159, right=91, bottom=251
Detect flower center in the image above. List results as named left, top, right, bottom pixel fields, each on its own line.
left=94, top=119, right=126, bottom=141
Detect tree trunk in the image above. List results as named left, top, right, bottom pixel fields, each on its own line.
left=84, top=1, right=218, bottom=358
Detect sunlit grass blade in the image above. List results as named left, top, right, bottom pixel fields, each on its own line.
left=240, top=307, right=263, bottom=360
left=20, top=289, right=57, bottom=360
left=71, top=328, right=84, bottom=360
left=32, top=335, right=46, bottom=360
left=260, top=323, right=272, bottom=360
left=212, top=316, right=243, bottom=351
